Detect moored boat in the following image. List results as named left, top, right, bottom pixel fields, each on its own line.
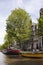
left=20, top=51, right=43, bottom=58
left=2, top=48, right=21, bottom=55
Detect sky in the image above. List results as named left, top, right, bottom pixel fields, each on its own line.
left=0, top=0, right=43, bottom=45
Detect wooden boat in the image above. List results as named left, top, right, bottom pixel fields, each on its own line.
left=20, top=51, right=43, bottom=58
left=2, top=48, right=21, bottom=55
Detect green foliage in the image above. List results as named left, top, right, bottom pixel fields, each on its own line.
left=4, top=8, right=32, bottom=47
left=38, top=12, right=43, bottom=36
left=0, top=45, right=1, bottom=50
left=0, top=45, right=3, bottom=50
left=4, top=33, right=15, bottom=48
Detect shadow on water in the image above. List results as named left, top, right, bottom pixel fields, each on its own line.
left=0, top=52, right=43, bottom=65
left=6, top=55, right=22, bottom=58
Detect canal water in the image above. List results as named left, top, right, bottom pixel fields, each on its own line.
left=0, top=52, right=43, bottom=65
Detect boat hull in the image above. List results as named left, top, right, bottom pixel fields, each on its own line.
left=2, top=49, right=20, bottom=55
left=20, top=51, right=43, bottom=58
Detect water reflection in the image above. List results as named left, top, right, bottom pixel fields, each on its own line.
left=0, top=52, right=43, bottom=65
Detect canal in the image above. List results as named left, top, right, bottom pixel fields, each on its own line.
left=0, top=52, right=43, bottom=65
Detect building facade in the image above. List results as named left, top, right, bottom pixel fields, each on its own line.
left=31, top=8, right=43, bottom=51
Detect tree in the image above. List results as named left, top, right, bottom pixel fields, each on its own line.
left=6, top=8, right=32, bottom=47
left=38, top=8, right=43, bottom=36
